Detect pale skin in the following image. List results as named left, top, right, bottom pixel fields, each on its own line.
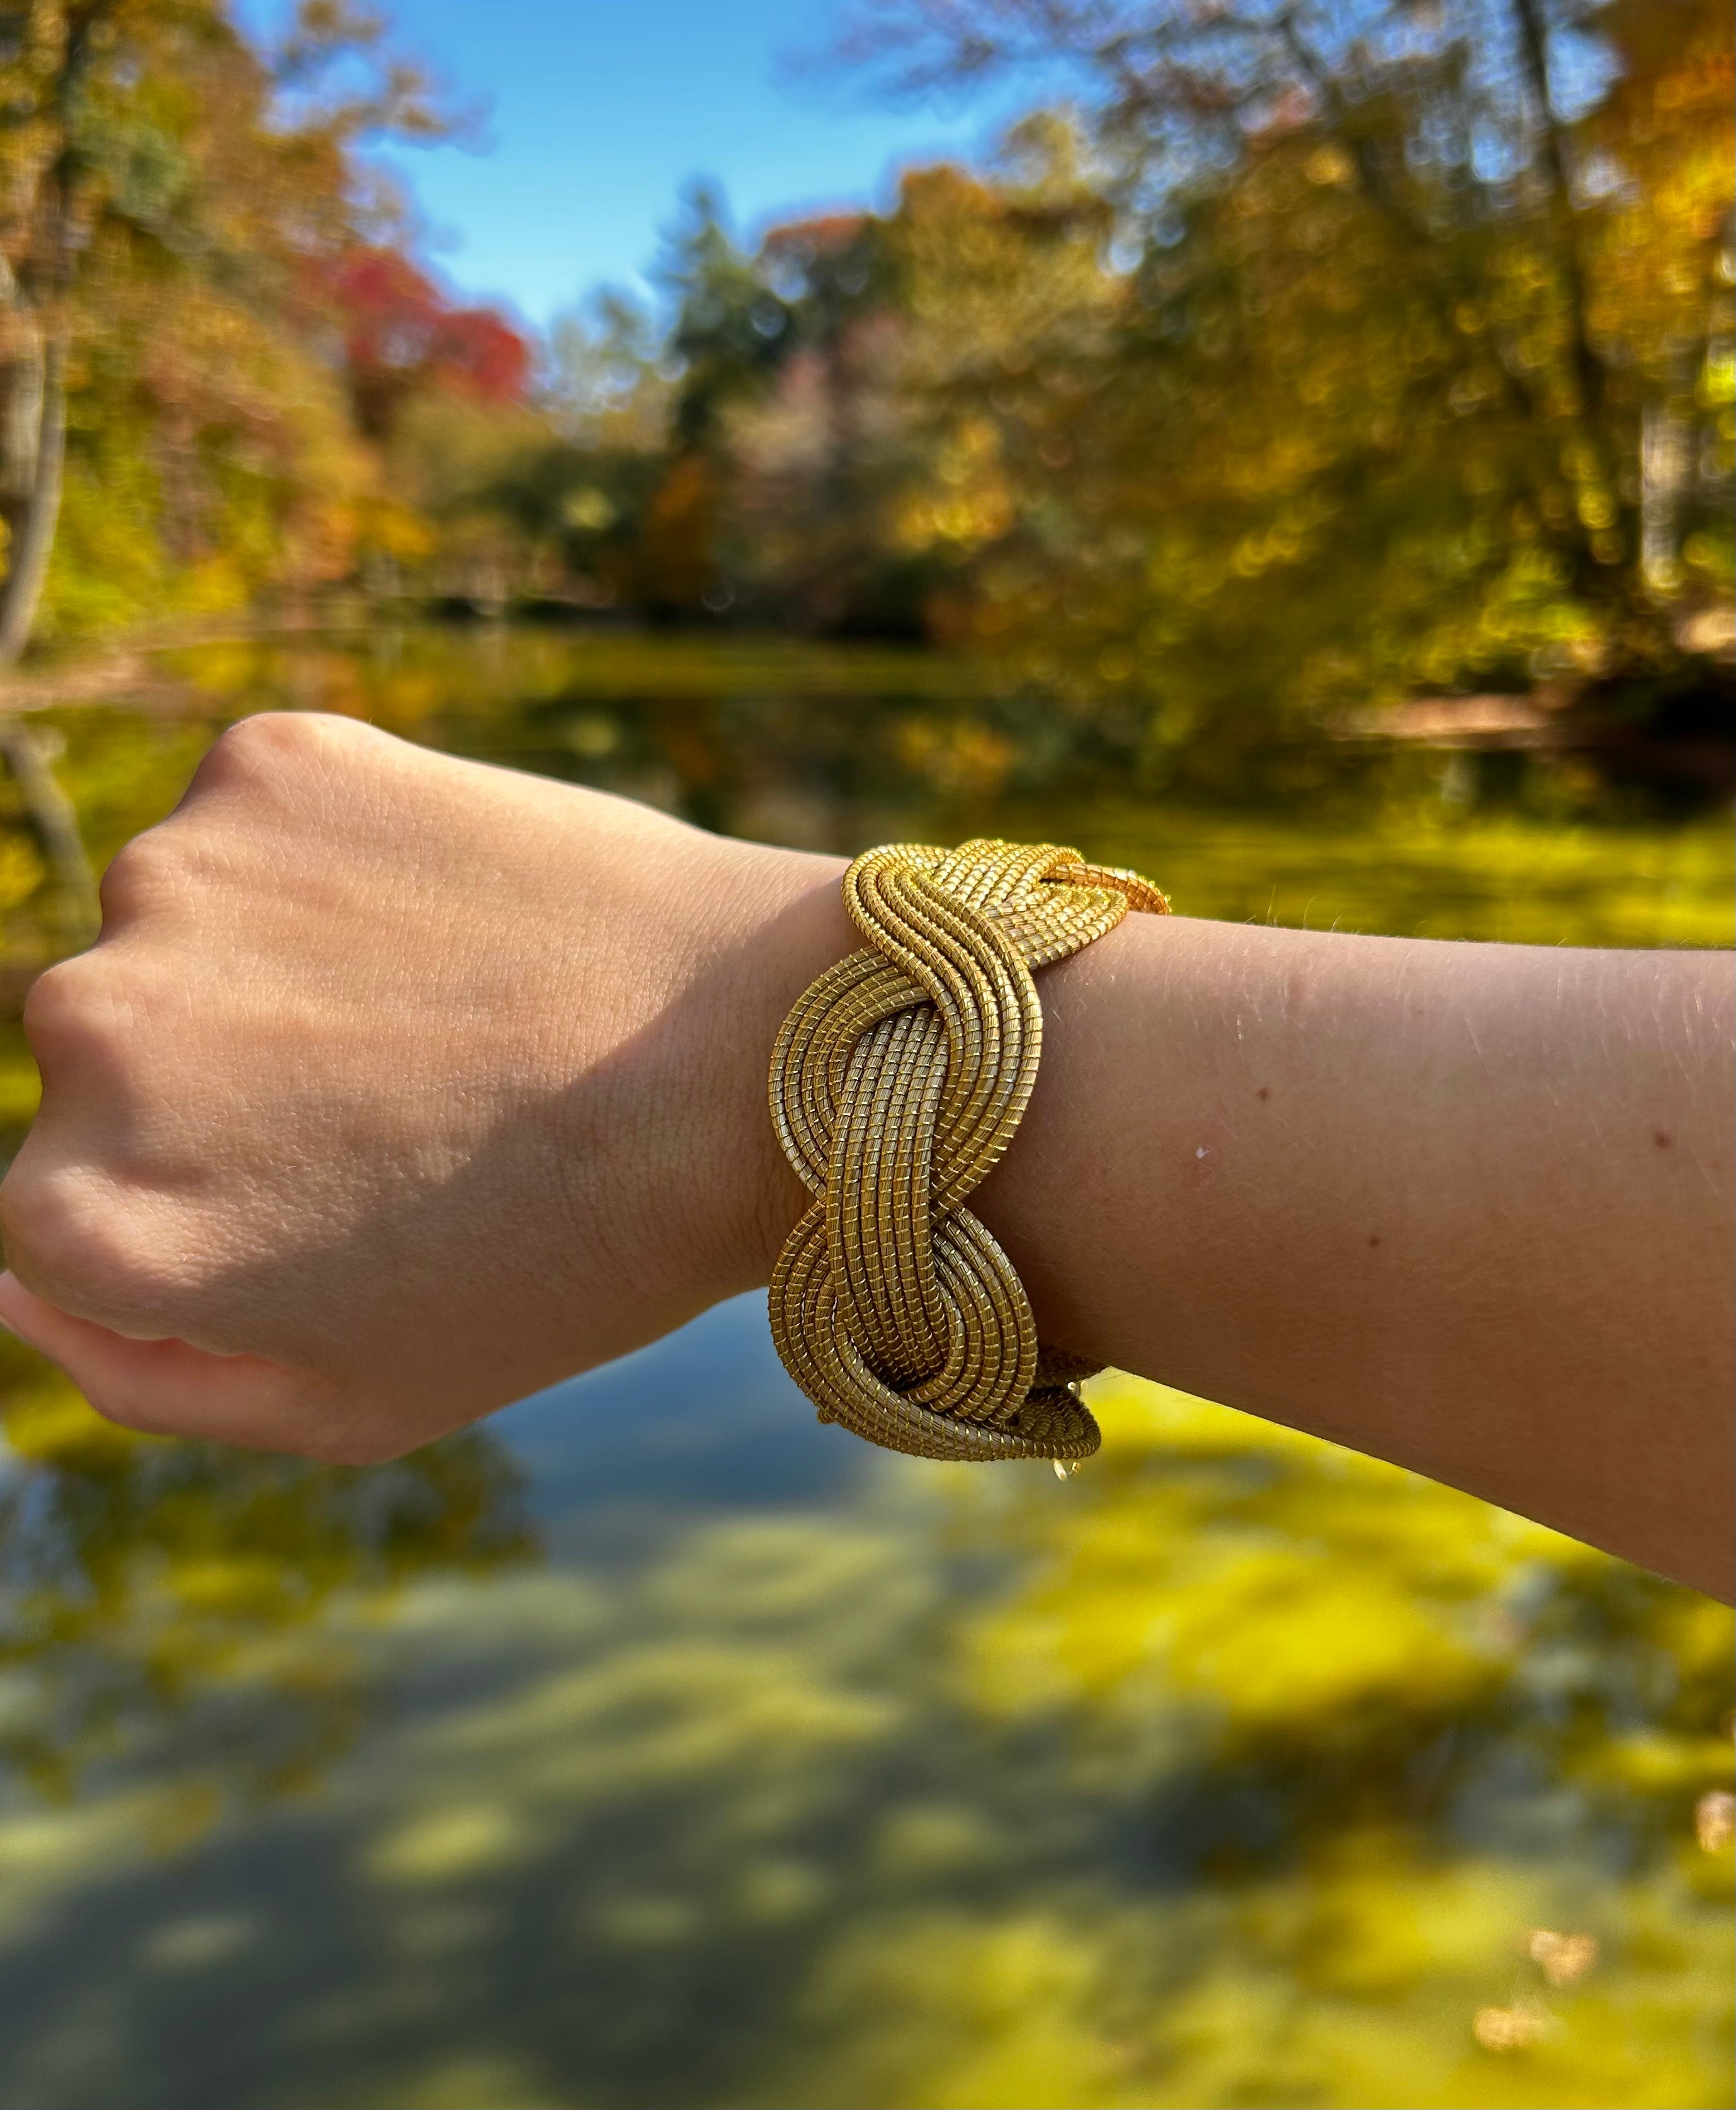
left=0, top=713, right=1729, bottom=1599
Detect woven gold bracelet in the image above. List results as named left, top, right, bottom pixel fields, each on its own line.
left=767, top=839, right=1168, bottom=1465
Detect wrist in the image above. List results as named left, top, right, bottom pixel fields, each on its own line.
left=660, top=836, right=853, bottom=1303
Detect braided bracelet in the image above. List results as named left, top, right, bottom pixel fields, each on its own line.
left=768, top=839, right=1168, bottom=1465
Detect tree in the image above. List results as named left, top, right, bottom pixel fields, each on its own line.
left=0, top=0, right=448, bottom=669
left=333, top=247, right=531, bottom=441
left=662, top=133, right=1118, bottom=633
left=834, top=0, right=1735, bottom=740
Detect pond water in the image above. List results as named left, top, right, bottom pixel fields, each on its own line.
left=0, top=625, right=1731, bottom=2110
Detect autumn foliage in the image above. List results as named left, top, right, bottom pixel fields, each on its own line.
left=4, top=0, right=1731, bottom=764
left=332, top=251, right=531, bottom=439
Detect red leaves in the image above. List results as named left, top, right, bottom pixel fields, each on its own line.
left=329, top=248, right=530, bottom=435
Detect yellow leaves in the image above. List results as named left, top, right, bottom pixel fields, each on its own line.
left=1575, top=487, right=1618, bottom=530
left=896, top=418, right=1016, bottom=553
left=1306, top=145, right=1356, bottom=188
left=897, top=488, right=1014, bottom=550
left=1558, top=439, right=1602, bottom=484
left=911, top=1306, right=1733, bottom=2105
left=354, top=495, right=436, bottom=565
left=176, top=552, right=253, bottom=616
left=894, top=717, right=1014, bottom=799
left=1230, top=521, right=1311, bottom=576
left=929, top=11, right=1732, bottom=720
left=887, top=157, right=1117, bottom=384
left=0, top=830, right=46, bottom=922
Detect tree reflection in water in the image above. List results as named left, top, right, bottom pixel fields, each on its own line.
left=882, top=1379, right=1735, bottom=2109
left=0, top=638, right=1728, bottom=2108
left=0, top=1339, right=536, bottom=1810
left=1, top=1338, right=1724, bottom=2108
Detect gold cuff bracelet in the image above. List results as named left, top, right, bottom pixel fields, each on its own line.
left=768, top=839, right=1168, bottom=1463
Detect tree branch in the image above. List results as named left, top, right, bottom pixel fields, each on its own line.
left=1507, top=0, right=1603, bottom=419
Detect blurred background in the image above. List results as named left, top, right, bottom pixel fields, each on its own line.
left=0, top=3, right=1731, bottom=2106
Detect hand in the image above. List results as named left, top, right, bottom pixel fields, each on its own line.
left=0, top=713, right=847, bottom=1460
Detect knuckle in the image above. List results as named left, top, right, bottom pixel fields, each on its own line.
left=0, top=1168, right=97, bottom=1295
left=0, top=1170, right=176, bottom=1325
left=23, top=952, right=167, bottom=1075
left=22, top=954, right=105, bottom=1057
left=194, top=710, right=372, bottom=797
left=207, top=710, right=314, bottom=776
left=98, top=827, right=188, bottom=929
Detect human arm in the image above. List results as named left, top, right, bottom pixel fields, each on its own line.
left=0, top=713, right=1728, bottom=1596
left=977, top=907, right=1734, bottom=1600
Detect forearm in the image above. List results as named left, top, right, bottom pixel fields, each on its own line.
left=1, top=722, right=1726, bottom=1596
left=753, top=873, right=1735, bottom=1596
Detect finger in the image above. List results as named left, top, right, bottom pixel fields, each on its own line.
left=0, top=1270, right=359, bottom=1458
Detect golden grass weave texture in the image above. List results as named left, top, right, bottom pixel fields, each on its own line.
left=768, top=839, right=1169, bottom=1462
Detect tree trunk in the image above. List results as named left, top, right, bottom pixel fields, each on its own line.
left=1508, top=0, right=1604, bottom=423
left=0, top=717, right=98, bottom=947
left=0, top=322, right=96, bottom=948
left=0, top=327, right=68, bottom=668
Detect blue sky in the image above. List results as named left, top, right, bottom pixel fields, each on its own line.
left=327, top=1, right=1024, bottom=327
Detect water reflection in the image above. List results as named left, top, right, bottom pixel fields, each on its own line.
left=0, top=628, right=1729, bottom=2108
left=2, top=1322, right=1727, bottom=2109
left=2, top=628, right=1727, bottom=983
left=0, top=1339, right=535, bottom=1810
